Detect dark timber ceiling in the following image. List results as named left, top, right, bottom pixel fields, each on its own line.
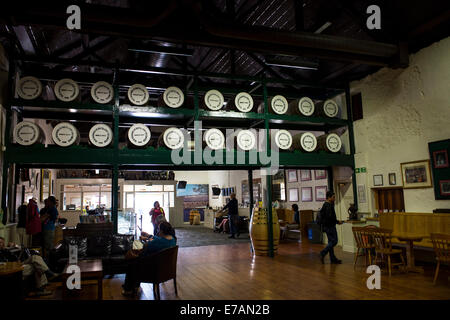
left=0, top=0, right=449, bottom=89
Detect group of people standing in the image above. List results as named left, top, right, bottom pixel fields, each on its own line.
left=17, top=195, right=59, bottom=260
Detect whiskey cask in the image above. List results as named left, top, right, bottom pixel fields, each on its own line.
left=292, top=132, right=317, bottom=152
left=17, top=76, right=42, bottom=100
left=227, top=92, right=254, bottom=113
left=203, top=89, right=224, bottom=111
left=157, top=127, right=185, bottom=150
left=127, top=84, right=149, bottom=106
left=317, top=133, right=342, bottom=153
left=288, top=97, right=315, bottom=116
left=54, top=78, right=80, bottom=102
left=52, top=122, right=80, bottom=147
left=127, top=123, right=151, bottom=148
left=204, top=128, right=226, bottom=150
left=257, top=95, right=289, bottom=115
left=91, top=81, right=114, bottom=104
left=273, top=129, right=293, bottom=151
left=157, top=86, right=185, bottom=108
left=13, top=121, right=45, bottom=146
left=236, top=129, right=257, bottom=151
left=316, top=99, right=340, bottom=118
left=88, top=123, right=113, bottom=148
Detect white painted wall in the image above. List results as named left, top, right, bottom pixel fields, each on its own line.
left=351, top=36, right=450, bottom=213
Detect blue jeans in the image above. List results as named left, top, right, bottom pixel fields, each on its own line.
left=320, top=226, right=338, bottom=261
left=228, top=215, right=239, bottom=235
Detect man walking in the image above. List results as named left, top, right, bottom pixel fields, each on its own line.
left=219, top=193, right=240, bottom=239
left=318, top=191, right=344, bottom=264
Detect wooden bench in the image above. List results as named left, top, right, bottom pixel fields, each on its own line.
left=379, top=212, right=450, bottom=249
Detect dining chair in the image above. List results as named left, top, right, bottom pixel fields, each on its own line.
left=430, top=233, right=450, bottom=285
left=352, top=225, right=377, bottom=269
left=371, top=228, right=406, bottom=276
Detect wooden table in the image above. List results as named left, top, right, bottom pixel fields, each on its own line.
left=392, top=233, right=429, bottom=273
left=62, top=259, right=103, bottom=300
left=0, top=262, right=24, bottom=299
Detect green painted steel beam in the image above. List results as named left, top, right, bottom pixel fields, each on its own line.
left=11, top=99, right=114, bottom=112
left=5, top=145, right=115, bottom=164
left=199, top=110, right=265, bottom=120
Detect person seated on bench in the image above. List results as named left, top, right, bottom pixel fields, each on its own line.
left=0, top=237, right=59, bottom=296
left=122, top=221, right=177, bottom=296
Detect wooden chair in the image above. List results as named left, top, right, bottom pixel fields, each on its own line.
left=131, top=246, right=178, bottom=300
left=371, top=228, right=406, bottom=276
left=430, top=233, right=450, bottom=284
left=352, top=225, right=377, bottom=268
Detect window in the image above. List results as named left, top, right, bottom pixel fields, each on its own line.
left=164, top=185, right=174, bottom=191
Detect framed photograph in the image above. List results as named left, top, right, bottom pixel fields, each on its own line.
left=289, top=188, right=299, bottom=202
left=433, top=150, right=449, bottom=168
left=439, top=180, right=450, bottom=196
left=388, top=173, right=396, bottom=185
left=373, top=174, right=383, bottom=186
left=401, top=160, right=433, bottom=189
left=287, top=169, right=298, bottom=182
left=300, top=169, right=312, bottom=181
left=314, top=170, right=327, bottom=180
left=315, top=186, right=327, bottom=201
left=301, top=187, right=312, bottom=202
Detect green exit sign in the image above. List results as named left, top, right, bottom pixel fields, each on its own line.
left=361, top=167, right=367, bottom=173
left=355, top=168, right=360, bottom=173
left=355, top=167, right=367, bottom=174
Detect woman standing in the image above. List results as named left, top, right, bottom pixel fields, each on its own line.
left=149, top=201, right=165, bottom=235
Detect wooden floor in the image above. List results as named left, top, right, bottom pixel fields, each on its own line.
left=29, top=241, right=449, bottom=300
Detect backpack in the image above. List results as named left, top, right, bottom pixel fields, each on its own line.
left=316, top=204, right=328, bottom=226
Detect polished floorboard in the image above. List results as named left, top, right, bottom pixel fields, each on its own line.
left=29, top=241, right=449, bottom=300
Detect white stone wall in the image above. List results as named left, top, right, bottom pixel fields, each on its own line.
left=350, top=36, right=450, bottom=213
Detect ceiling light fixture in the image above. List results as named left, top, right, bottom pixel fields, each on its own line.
left=128, top=45, right=194, bottom=57
left=314, top=21, right=332, bottom=34
left=265, top=57, right=319, bottom=70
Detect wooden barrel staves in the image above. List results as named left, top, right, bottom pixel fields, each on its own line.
left=288, top=96, right=315, bottom=116
left=250, top=207, right=280, bottom=256
left=316, top=99, right=340, bottom=118
left=292, top=132, right=317, bottom=152
left=189, top=209, right=200, bottom=225
left=13, top=121, right=46, bottom=146
left=317, top=133, right=342, bottom=153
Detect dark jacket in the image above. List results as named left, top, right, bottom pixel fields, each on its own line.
left=223, top=198, right=238, bottom=215
left=319, top=202, right=338, bottom=227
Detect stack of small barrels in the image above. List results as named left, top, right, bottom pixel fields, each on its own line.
left=249, top=207, right=280, bottom=256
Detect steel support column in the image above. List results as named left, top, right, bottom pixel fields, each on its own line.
left=345, top=84, right=358, bottom=211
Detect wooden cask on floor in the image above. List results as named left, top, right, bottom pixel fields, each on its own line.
left=249, top=207, right=280, bottom=256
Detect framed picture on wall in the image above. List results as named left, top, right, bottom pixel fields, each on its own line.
left=388, top=173, right=396, bottom=185
left=433, top=150, right=449, bottom=168
left=300, top=169, right=311, bottom=181
left=287, top=170, right=298, bottom=182
left=314, top=170, right=327, bottom=180
left=439, top=180, right=450, bottom=196
left=373, top=174, right=383, bottom=186
left=401, top=160, right=433, bottom=189
left=301, top=187, right=312, bottom=202
left=315, top=186, right=327, bottom=201
left=289, top=188, right=299, bottom=202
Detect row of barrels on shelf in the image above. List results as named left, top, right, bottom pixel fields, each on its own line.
left=13, top=121, right=343, bottom=153
left=16, top=76, right=341, bottom=117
